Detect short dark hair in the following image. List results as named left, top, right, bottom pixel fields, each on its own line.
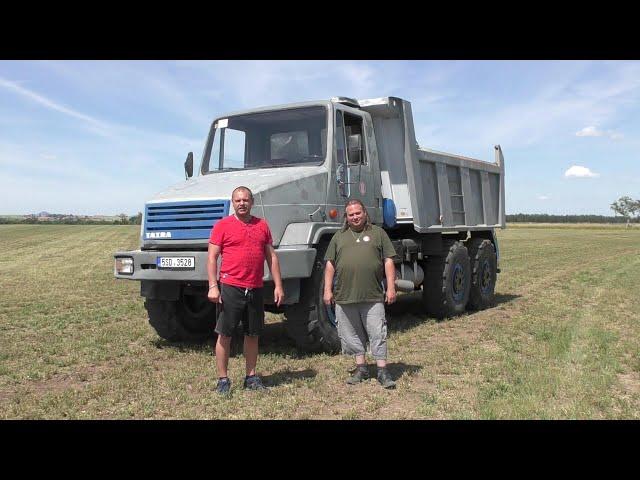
left=232, top=186, right=254, bottom=201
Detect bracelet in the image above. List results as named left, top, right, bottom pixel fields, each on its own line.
left=209, top=284, right=218, bottom=290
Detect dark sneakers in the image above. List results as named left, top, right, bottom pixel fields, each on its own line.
left=377, top=368, right=396, bottom=389
left=217, top=375, right=268, bottom=394
left=346, top=365, right=370, bottom=385
left=216, top=377, right=231, bottom=395
left=243, top=375, right=268, bottom=391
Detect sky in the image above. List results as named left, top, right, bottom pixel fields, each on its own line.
left=1, top=60, right=638, bottom=216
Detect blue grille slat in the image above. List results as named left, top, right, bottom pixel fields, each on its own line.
left=147, top=212, right=226, bottom=221
left=147, top=220, right=219, bottom=229
left=147, top=207, right=226, bottom=214
left=147, top=200, right=228, bottom=209
left=144, top=199, right=230, bottom=240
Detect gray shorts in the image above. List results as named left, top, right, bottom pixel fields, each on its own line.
left=335, top=302, right=388, bottom=360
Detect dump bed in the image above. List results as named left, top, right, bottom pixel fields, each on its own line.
left=359, top=97, right=506, bottom=233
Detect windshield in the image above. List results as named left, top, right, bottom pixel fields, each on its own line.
left=201, top=106, right=327, bottom=174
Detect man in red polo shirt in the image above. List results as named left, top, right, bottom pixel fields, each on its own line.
left=207, top=186, right=284, bottom=395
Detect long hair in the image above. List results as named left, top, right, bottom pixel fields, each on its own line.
left=341, top=198, right=372, bottom=231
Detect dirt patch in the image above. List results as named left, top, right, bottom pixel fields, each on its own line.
left=0, top=361, right=123, bottom=408
left=28, top=363, right=110, bottom=396
left=618, top=373, right=640, bottom=395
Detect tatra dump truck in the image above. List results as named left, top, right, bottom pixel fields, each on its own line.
left=114, top=96, right=506, bottom=352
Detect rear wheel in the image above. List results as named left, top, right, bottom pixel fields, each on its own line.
left=422, top=240, right=471, bottom=318
left=466, top=238, right=497, bottom=310
left=283, top=244, right=341, bottom=353
left=145, top=292, right=217, bottom=342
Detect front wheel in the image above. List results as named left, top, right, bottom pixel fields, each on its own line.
left=283, top=245, right=341, bottom=353
left=145, top=293, right=216, bottom=342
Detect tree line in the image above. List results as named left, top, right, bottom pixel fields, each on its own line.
left=506, top=214, right=638, bottom=224
left=2, top=197, right=638, bottom=226
left=508, top=196, right=640, bottom=224
left=0, top=213, right=143, bottom=225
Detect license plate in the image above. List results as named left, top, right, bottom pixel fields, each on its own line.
left=156, top=256, right=195, bottom=269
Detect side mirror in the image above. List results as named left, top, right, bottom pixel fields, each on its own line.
left=184, top=152, right=193, bottom=179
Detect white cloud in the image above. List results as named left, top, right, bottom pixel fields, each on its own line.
left=576, top=125, right=623, bottom=140
left=433, top=61, right=639, bottom=153
left=576, top=126, right=603, bottom=137
left=0, top=75, right=112, bottom=136
left=564, top=165, right=600, bottom=178
left=0, top=140, right=182, bottom=215
left=339, top=63, right=375, bottom=91
left=538, top=195, right=551, bottom=200
left=0, top=171, right=158, bottom=216
left=174, top=60, right=395, bottom=111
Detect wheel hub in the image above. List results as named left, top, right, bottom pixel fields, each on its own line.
left=452, top=264, right=465, bottom=301
left=480, top=260, right=492, bottom=294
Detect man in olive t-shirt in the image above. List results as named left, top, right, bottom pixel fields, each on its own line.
left=323, top=199, right=397, bottom=389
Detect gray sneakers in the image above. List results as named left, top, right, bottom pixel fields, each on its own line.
left=377, top=368, right=396, bottom=389
left=243, top=375, right=268, bottom=391
left=346, top=365, right=370, bottom=384
left=216, top=375, right=268, bottom=394
left=347, top=366, right=396, bottom=388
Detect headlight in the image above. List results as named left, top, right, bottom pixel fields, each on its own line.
left=115, top=257, right=134, bottom=275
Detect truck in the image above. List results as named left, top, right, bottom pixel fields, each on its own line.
left=114, top=96, right=506, bottom=353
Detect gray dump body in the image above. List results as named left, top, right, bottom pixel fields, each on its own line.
left=359, top=97, right=505, bottom=232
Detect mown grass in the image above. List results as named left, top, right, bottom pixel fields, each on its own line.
left=0, top=224, right=638, bottom=419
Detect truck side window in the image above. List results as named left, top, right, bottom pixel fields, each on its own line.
left=343, top=112, right=366, bottom=166
left=335, top=111, right=346, bottom=166
left=335, top=110, right=348, bottom=197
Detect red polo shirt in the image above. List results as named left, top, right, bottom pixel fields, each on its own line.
left=209, top=215, right=273, bottom=289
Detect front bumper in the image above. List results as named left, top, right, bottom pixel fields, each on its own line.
left=113, top=246, right=317, bottom=282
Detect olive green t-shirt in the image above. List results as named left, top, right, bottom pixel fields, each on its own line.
left=324, top=224, right=397, bottom=304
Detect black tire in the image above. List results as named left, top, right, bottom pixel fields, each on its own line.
left=466, top=238, right=497, bottom=311
left=422, top=240, right=471, bottom=318
left=145, top=293, right=217, bottom=343
left=283, top=244, right=341, bottom=353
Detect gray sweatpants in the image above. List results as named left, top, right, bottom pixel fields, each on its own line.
left=335, top=302, right=388, bottom=360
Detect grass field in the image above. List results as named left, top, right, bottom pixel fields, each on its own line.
left=0, top=224, right=638, bottom=419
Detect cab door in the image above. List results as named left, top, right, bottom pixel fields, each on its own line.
left=333, top=106, right=376, bottom=214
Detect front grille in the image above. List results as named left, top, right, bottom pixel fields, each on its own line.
left=144, top=199, right=230, bottom=240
